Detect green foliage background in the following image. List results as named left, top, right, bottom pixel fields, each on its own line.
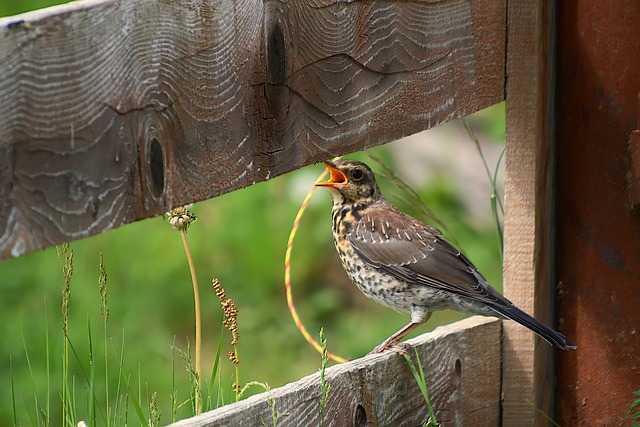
left=0, top=0, right=67, bottom=17
left=0, top=3, right=505, bottom=425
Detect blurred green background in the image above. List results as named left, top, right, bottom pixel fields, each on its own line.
left=0, top=0, right=68, bottom=16
left=0, top=2, right=505, bottom=425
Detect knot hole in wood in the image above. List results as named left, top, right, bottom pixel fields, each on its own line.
left=148, top=137, right=165, bottom=200
left=454, top=358, right=462, bottom=388
left=267, top=23, right=286, bottom=86
left=353, top=403, right=367, bottom=426
left=265, top=20, right=291, bottom=127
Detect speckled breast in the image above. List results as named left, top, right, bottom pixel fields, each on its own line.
left=331, top=204, right=414, bottom=313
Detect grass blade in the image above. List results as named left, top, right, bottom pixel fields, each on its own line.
left=206, top=325, right=225, bottom=412
left=88, top=320, right=96, bottom=427
left=403, top=349, right=439, bottom=427
left=319, top=328, right=331, bottom=427
left=10, top=355, right=17, bottom=427
left=628, top=390, right=640, bottom=427
left=171, top=336, right=177, bottom=422
left=527, top=400, right=562, bottom=427
left=122, top=373, right=148, bottom=426
left=44, top=297, right=50, bottom=427
left=460, top=118, right=504, bottom=259
left=21, top=328, right=42, bottom=423
left=112, top=332, right=126, bottom=424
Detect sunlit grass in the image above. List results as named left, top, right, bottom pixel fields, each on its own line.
left=10, top=243, right=240, bottom=426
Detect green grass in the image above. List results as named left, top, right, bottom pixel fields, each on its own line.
left=10, top=243, right=238, bottom=426
left=403, top=349, right=439, bottom=427
left=318, top=328, right=331, bottom=426
left=629, top=390, right=640, bottom=427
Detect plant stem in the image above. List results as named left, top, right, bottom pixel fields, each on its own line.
left=460, top=118, right=505, bottom=259
left=99, top=252, right=110, bottom=427
left=44, top=297, right=50, bottom=427
left=88, top=321, right=96, bottom=427
left=284, top=165, right=348, bottom=363
left=319, top=328, right=331, bottom=426
left=234, top=345, right=240, bottom=402
left=58, top=244, right=73, bottom=426
left=181, top=230, right=202, bottom=414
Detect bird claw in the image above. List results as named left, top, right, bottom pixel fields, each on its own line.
left=369, top=342, right=394, bottom=355
left=368, top=340, right=411, bottom=355
left=389, top=342, right=412, bottom=355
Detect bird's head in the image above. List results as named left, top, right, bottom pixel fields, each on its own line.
left=316, top=159, right=381, bottom=205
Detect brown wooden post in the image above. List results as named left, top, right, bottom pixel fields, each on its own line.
left=502, top=0, right=557, bottom=425
left=555, top=1, right=640, bottom=424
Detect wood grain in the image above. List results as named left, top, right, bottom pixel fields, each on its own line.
left=0, top=0, right=505, bottom=259
left=502, top=0, right=556, bottom=425
left=167, top=316, right=501, bottom=427
left=555, top=2, right=640, bottom=424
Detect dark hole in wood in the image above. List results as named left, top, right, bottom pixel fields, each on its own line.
left=354, top=403, right=367, bottom=426
left=455, top=358, right=462, bottom=377
left=268, top=23, right=285, bottom=85
left=149, top=138, right=164, bottom=199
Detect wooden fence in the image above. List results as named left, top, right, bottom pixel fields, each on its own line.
left=167, top=317, right=502, bottom=427
left=1, top=0, right=571, bottom=425
left=0, top=0, right=504, bottom=258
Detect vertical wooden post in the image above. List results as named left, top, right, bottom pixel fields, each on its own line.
left=503, top=0, right=556, bottom=425
left=555, top=1, right=640, bottom=424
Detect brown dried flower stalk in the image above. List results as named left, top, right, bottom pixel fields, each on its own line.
left=212, top=277, right=241, bottom=400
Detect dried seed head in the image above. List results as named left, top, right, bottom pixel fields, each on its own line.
left=213, top=278, right=240, bottom=356
left=167, top=206, right=197, bottom=232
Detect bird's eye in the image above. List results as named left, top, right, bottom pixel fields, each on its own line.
left=352, top=169, right=364, bottom=181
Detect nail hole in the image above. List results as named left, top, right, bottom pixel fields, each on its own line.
left=149, top=138, right=164, bottom=199
left=354, top=404, right=367, bottom=426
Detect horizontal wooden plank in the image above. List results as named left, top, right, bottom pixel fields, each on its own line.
left=167, top=316, right=502, bottom=427
left=0, top=0, right=505, bottom=258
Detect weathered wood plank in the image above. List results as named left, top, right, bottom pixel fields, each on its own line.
left=502, top=0, right=556, bottom=425
left=555, top=2, right=640, bottom=424
left=167, top=316, right=501, bottom=427
left=0, top=0, right=506, bottom=259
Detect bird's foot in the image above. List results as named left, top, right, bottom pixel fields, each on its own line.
left=388, top=342, right=412, bottom=356
left=369, top=340, right=411, bottom=355
left=369, top=341, right=394, bottom=354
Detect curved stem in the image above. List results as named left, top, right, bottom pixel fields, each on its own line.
left=284, top=167, right=348, bottom=364
left=181, top=230, right=201, bottom=414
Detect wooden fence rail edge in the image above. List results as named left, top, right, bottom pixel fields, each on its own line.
left=0, top=0, right=505, bottom=259
left=167, top=316, right=502, bottom=427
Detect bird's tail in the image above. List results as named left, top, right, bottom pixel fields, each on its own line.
left=491, top=304, right=576, bottom=350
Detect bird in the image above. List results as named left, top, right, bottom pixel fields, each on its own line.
left=316, top=159, right=576, bottom=353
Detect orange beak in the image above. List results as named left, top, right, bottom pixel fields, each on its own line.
left=316, top=161, right=348, bottom=187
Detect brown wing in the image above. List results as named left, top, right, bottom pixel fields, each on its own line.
left=347, top=203, right=577, bottom=350
left=347, top=204, right=508, bottom=308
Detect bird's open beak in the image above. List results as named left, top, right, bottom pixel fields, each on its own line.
left=316, top=161, right=348, bottom=187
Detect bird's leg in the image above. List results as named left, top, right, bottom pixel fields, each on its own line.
left=370, top=310, right=431, bottom=354
left=370, top=322, right=421, bottom=354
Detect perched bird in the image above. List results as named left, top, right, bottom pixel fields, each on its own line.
left=316, top=159, right=576, bottom=353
